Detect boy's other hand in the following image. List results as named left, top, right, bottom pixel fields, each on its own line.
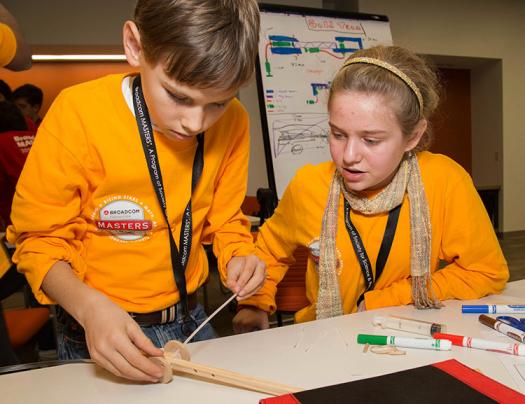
left=226, top=254, right=266, bottom=299
left=233, top=307, right=269, bottom=334
left=81, top=296, right=164, bottom=383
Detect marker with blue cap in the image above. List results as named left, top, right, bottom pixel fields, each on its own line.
left=496, top=316, right=525, bottom=331
left=462, top=305, right=525, bottom=314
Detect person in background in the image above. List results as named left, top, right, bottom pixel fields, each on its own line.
left=0, top=102, right=53, bottom=361
left=0, top=79, right=12, bottom=101
left=0, top=1, right=31, bottom=367
left=0, top=99, right=26, bottom=132
left=8, top=0, right=265, bottom=383
left=0, top=101, right=37, bottom=359
left=0, top=0, right=32, bottom=232
left=0, top=101, right=36, bottom=229
left=13, top=83, right=43, bottom=126
left=233, top=45, right=509, bottom=333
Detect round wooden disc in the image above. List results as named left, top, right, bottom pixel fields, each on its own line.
left=164, top=340, right=191, bottom=361
left=150, top=356, right=173, bottom=383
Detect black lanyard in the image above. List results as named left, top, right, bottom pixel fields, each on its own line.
left=343, top=199, right=401, bottom=304
left=132, top=76, right=204, bottom=317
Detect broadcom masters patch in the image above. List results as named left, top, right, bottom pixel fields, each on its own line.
left=93, top=196, right=156, bottom=242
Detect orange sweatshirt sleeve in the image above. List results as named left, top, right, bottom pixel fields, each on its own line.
left=0, top=23, right=16, bottom=67
left=202, top=101, right=256, bottom=283
left=239, top=175, right=304, bottom=313
left=7, top=94, right=89, bottom=304
left=365, top=168, right=509, bottom=310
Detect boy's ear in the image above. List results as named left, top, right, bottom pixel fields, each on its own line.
left=405, top=119, right=427, bottom=152
left=123, top=21, right=142, bottom=67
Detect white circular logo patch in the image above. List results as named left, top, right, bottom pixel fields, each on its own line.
left=96, top=199, right=152, bottom=241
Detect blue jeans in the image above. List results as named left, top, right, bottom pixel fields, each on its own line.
left=55, top=303, right=216, bottom=360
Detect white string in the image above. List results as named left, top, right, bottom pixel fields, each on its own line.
left=293, top=326, right=305, bottom=349
left=183, top=293, right=238, bottom=344
left=337, top=328, right=350, bottom=348
left=304, top=330, right=328, bottom=352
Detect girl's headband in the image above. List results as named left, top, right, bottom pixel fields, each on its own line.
left=342, top=56, right=424, bottom=114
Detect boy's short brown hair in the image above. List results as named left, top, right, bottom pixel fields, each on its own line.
left=134, top=0, right=260, bottom=91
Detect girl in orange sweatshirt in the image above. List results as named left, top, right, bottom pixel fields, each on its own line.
left=234, top=45, right=508, bottom=333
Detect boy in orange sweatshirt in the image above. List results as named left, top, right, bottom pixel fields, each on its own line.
left=8, top=0, right=265, bottom=382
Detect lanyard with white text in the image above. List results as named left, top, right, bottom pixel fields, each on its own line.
left=343, top=199, right=401, bottom=304
left=132, top=76, right=204, bottom=318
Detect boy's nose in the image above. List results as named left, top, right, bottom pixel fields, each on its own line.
left=181, top=107, right=205, bottom=135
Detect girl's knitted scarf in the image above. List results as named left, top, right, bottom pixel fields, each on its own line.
left=316, top=152, right=441, bottom=319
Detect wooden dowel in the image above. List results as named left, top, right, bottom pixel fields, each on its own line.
left=152, top=339, right=301, bottom=395
left=164, top=340, right=190, bottom=361
left=150, top=357, right=174, bottom=384
left=165, top=356, right=302, bottom=396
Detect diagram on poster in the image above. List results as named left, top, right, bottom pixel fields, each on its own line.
left=258, top=7, right=393, bottom=198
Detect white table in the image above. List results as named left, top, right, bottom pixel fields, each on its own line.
left=2, top=280, right=525, bottom=403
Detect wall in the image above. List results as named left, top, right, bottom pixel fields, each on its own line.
left=2, top=0, right=133, bottom=49
left=356, top=0, right=525, bottom=232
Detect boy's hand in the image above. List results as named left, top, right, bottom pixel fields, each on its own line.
left=81, top=296, right=164, bottom=382
left=43, top=261, right=164, bottom=383
left=226, top=254, right=266, bottom=299
left=233, top=307, right=269, bottom=334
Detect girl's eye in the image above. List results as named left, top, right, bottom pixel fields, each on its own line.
left=364, top=138, right=380, bottom=145
left=331, top=131, right=345, bottom=139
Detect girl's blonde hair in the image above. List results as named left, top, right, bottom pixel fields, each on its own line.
left=329, top=46, right=440, bottom=151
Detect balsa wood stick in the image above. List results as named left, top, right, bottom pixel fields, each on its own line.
left=152, top=340, right=302, bottom=395
left=154, top=353, right=302, bottom=396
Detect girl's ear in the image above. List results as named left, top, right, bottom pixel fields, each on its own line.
left=405, top=119, right=427, bottom=152
left=123, top=21, right=142, bottom=67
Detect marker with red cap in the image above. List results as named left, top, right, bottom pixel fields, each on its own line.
left=433, top=332, right=525, bottom=357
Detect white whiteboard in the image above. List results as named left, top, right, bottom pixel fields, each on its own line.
left=256, top=5, right=393, bottom=198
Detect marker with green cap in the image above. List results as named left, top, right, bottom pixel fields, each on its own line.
left=357, top=334, right=452, bottom=351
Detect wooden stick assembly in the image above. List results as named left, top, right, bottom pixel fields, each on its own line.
left=151, top=340, right=302, bottom=396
